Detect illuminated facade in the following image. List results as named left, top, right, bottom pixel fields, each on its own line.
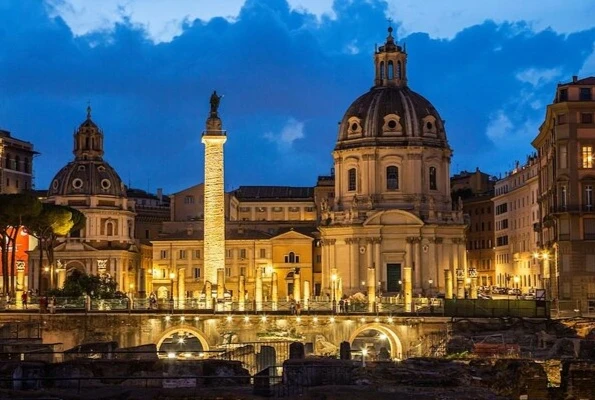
left=0, top=129, right=36, bottom=194
left=319, top=27, right=467, bottom=300
left=492, top=157, right=541, bottom=291
left=28, top=107, right=141, bottom=293
left=533, top=76, right=595, bottom=307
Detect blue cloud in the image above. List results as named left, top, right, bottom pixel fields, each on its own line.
left=1, top=0, right=595, bottom=194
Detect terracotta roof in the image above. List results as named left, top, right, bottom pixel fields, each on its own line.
left=560, top=76, right=595, bottom=86
left=233, top=186, right=314, bottom=201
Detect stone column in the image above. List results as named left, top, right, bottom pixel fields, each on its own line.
left=404, top=266, right=412, bottom=312
left=255, top=268, right=263, bottom=311
left=374, top=238, right=382, bottom=289
left=138, top=268, right=145, bottom=298
left=452, top=240, right=460, bottom=296
left=293, top=271, right=301, bottom=303
left=456, top=269, right=465, bottom=299
left=367, top=267, right=376, bottom=313
left=272, top=272, right=278, bottom=311
left=348, top=238, right=358, bottom=291
left=217, top=269, right=225, bottom=299
left=321, top=241, right=328, bottom=294
left=436, top=238, right=444, bottom=290
left=303, top=280, right=310, bottom=310
left=238, top=275, right=245, bottom=311
left=337, top=277, right=343, bottom=302
left=178, top=267, right=186, bottom=304
left=469, top=268, right=478, bottom=299
left=444, top=269, right=453, bottom=299
left=414, top=238, right=421, bottom=290
left=205, top=281, right=212, bottom=309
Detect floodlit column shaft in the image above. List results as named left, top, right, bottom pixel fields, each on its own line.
left=201, top=135, right=227, bottom=285
left=238, top=275, right=245, bottom=311
left=445, top=269, right=453, bottom=299
left=404, top=267, right=412, bottom=312
left=272, top=272, right=278, bottom=310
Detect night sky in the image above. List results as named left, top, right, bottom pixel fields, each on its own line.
left=1, top=0, right=595, bottom=195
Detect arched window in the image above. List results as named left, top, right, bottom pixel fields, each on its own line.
left=380, top=61, right=385, bottom=79
left=397, top=61, right=402, bottom=79
left=348, top=168, right=357, bottom=191
left=284, top=252, right=300, bottom=263
left=386, top=166, right=399, bottom=190
left=429, top=166, right=437, bottom=190
left=106, top=222, right=114, bottom=236
left=388, top=61, right=394, bottom=79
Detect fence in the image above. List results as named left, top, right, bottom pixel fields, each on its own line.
left=443, top=299, right=550, bottom=318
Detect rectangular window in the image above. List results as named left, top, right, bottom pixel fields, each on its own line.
left=582, top=146, right=593, bottom=168
left=348, top=168, right=357, bottom=191
left=193, top=267, right=201, bottom=279
left=160, top=250, right=168, bottom=259
left=240, top=266, right=246, bottom=276
left=581, top=113, right=593, bottom=124
left=557, top=113, right=567, bottom=124
left=239, top=206, right=250, bottom=212
left=259, top=248, right=266, bottom=258
left=225, top=267, right=231, bottom=277
left=184, top=195, right=194, bottom=204
left=316, top=254, right=322, bottom=263
left=586, top=185, right=593, bottom=210
left=226, top=249, right=233, bottom=258
left=560, top=185, right=567, bottom=208
left=288, top=207, right=299, bottom=212
left=193, top=249, right=201, bottom=259
left=559, top=89, right=568, bottom=102
left=256, top=207, right=266, bottom=213
left=304, top=207, right=314, bottom=212
left=178, top=250, right=186, bottom=259
left=580, top=87, right=592, bottom=101
left=239, top=249, right=247, bottom=259
left=272, top=207, right=283, bottom=212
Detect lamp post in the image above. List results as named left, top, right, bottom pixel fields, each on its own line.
left=169, top=272, right=176, bottom=310
left=331, top=273, right=337, bottom=313
left=428, top=279, right=434, bottom=298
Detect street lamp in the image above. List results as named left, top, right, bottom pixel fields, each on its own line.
left=331, top=274, right=337, bottom=313
left=169, top=272, right=176, bottom=302
left=428, top=279, right=434, bottom=298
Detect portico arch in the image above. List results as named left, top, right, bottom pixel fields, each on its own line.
left=348, top=323, right=403, bottom=360
left=156, top=325, right=210, bottom=352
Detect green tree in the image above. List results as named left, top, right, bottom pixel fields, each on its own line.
left=51, top=270, right=117, bottom=299
left=0, top=193, right=42, bottom=294
left=24, top=204, right=86, bottom=293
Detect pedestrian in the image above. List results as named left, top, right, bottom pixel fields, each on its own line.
left=49, top=296, right=57, bottom=314
left=295, top=301, right=301, bottom=316
left=338, top=299, right=344, bottom=314
left=21, top=291, right=28, bottom=309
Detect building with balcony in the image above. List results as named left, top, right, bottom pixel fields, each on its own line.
left=533, top=76, right=595, bottom=308
left=0, top=129, right=37, bottom=194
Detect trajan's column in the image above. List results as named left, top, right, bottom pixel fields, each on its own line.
left=202, top=91, right=227, bottom=285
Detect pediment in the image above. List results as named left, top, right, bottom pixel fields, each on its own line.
left=271, top=230, right=314, bottom=241
left=363, top=209, right=424, bottom=226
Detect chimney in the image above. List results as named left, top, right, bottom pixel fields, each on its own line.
left=573, top=75, right=578, bottom=83
left=157, top=188, right=163, bottom=203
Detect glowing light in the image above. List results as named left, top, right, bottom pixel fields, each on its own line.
left=261, top=315, right=267, bottom=322
left=374, top=317, right=380, bottom=323
left=361, top=349, right=368, bottom=356
left=226, top=315, right=232, bottom=322
left=194, top=316, right=199, bottom=321
left=244, top=316, right=250, bottom=322
left=164, top=316, right=171, bottom=322
left=167, top=352, right=176, bottom=359
left=331, top=274, right=337, bottom=282
left=178, top=337, right=185, bottom=344
left=180, top=316, right=185, bottom=321
left=184, top=352, right=192, bottom=358
left=387, top=317, right=393, bottom=323
left=379, top=334, right=387, bottom=341
left=329, top=317, right=335, bottom=323
left=360, top=317, right=366, bottom=323
left=296, top=317, right=301, bottom=323
left=169, top=272, right=176, bottom=279
left=312, top=317, right=318, bottom=323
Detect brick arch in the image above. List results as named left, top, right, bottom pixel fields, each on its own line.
left=348, top=323, right=403, bottom=359
left=156, top=325, right=210, bottom=352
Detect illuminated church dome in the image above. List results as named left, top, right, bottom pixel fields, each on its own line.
left=48, top=107, right=126, bottom=198
left=336, top=27, right=448, bottom=150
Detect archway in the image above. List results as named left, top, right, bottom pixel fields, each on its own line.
left=348, top=323, right=403, bottom=360
left=156, top=326, right=210, bottom=359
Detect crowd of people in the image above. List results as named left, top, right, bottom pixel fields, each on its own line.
left=0, top=290, right=58, bottom=313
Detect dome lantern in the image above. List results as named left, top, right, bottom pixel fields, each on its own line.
left=374, top=25, right=407, bottom=88
left=73, top=104, right=104, bottom=161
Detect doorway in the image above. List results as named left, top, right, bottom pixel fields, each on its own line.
left=386, top=263, right=401, bottom=293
